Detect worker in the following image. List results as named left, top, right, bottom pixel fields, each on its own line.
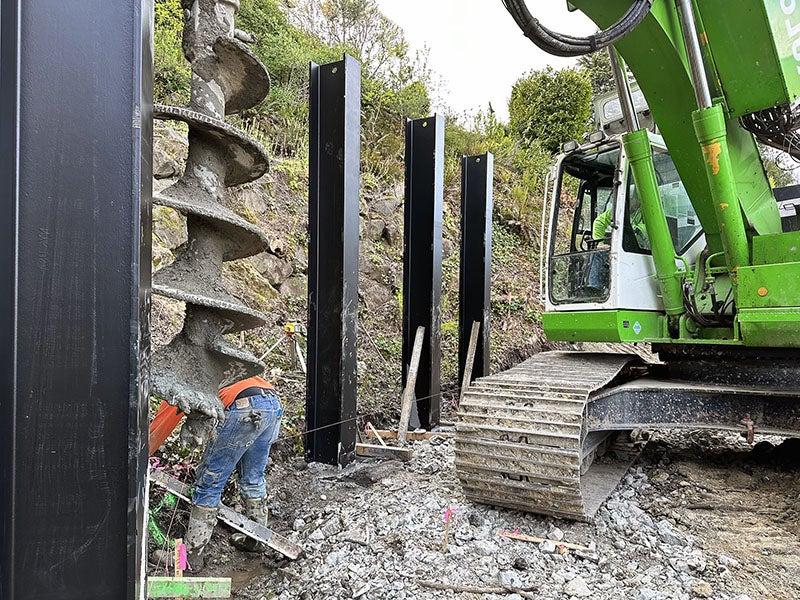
left=592, top=201, right=613, bottom=242
left=184, top=375, right=283, bottom=571
left=583, top=198, right=616, bottom=294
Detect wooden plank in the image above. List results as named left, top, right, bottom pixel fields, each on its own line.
left=147, top=577, right=231, bottom=598
left=419, top=580, right=537, bottom=599
left=365, top=422, right=387, bottom=446
left=173, top=538, right=183, bottom=578
left=355, top=443, right=413, bottom=461
left=497, top=529, right=590, bottom=552
left=398, top=326, right=425, bottom=443
left=459, top=321, right=481, bottom=405
left=149, top=471, right=303, bottom=560
left=365, top=429, right=454, bottom=442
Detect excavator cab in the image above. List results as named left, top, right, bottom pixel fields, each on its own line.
left=544, top=134, right=704, bottom=341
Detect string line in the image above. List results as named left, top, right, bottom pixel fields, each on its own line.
left=274, top=386, right=462, bottom=443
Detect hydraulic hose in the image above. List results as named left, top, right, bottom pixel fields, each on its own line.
left=502, top=0, right=653, bottom=57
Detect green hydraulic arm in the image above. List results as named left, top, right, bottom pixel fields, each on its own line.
left=570, top=0, right=783, bottom=255
left=507, top=0, right=800, bottom=347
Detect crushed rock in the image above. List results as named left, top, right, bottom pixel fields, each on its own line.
left=174, top=430, right=800, bottom=600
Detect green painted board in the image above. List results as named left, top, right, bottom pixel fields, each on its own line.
left=147, top=577, right=231, bottom=599
left=739, top=308, right=800, bottom=347
left=737, top=261, right=800, bottom=308
left=543, top=310, right=663, bottom=343
left=752, top=231, right=800, bottom=265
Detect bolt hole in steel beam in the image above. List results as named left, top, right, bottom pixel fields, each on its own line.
left=306, top=55, right=361, bottom=466
left=403, top=115, right=445, bottom=430
left=0, top=0, right=153, bottom=598
left=458, top=153, right=494, bottom=387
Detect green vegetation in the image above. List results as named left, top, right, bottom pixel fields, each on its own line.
left=153, top=0, right=600, bottom=239
left=152, top=0, right=603, bottom=401
left=154, top=0, right=190, bottom=104
left=577, top=51, right=615, bottom=97
left=509, top=67, right=593, bottom=154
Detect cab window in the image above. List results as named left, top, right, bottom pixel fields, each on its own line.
left=624, top=150, right=701, bottom=254
left=549, top=146, right=619, bottom=305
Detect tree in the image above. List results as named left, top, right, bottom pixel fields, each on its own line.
left=577, top=51, right=615, bottom=97
left=508, top=67, right=593, bottom=154
left=154, top=0, right=190, bottom=104
left=289, top=0, right=411, bottom=81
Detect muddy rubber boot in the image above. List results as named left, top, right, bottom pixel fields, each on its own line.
left=230, top=497, right=268, bottom=553
left=185, top=504, right=218, bottom=572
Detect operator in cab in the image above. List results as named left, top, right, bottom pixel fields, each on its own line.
left=184, top=375, right=283, bottom=571
left=593, top=201, right=614, bottom=243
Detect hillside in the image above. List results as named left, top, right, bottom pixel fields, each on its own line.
left=149, top=0, right=592, bottom=447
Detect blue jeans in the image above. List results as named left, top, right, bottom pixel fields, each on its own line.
left=192, top=391, right=283, bottom=508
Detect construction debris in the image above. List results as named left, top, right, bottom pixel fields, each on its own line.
left=418, top=578, right=538, bottom=598
left=365, top=422, right=387, bottom=446
left=364, top=428, right=454, bottom=442
left=498, top=529, right=592, bottom=552
left=149, top=470, right=302, bottom=560
left=181, top=429, right=799, bottom=600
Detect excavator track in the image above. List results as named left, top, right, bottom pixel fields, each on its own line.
left=455, top=352, right=642, bottom=521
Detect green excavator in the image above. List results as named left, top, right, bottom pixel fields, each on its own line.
left=455, top=0, right=800, bottom=520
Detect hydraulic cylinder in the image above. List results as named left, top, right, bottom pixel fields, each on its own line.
left=622, top=129, right=685, bottom=317
left=692, top=105, right=750, bottom=275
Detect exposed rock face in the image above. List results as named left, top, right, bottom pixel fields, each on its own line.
left=279, top=275, right=307, bottom=298
left=251, top=252, right=294, bottom=287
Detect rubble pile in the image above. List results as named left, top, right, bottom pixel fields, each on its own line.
left=192, top=430, right=799, bottom=600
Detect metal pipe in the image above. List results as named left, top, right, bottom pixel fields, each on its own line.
left=609, top=47, right=639, bottom=132
left=539, top=169, right=551, bottom=298
left=676, top=0, right=712, bottom=109
left=693, top=105, right=751, bottom=272
left=622, top=130, right=685, bottom=319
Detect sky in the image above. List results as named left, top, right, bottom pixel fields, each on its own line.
left=375, top=0, right=596, bottom=121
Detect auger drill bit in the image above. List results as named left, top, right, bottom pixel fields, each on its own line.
left=152, top=0, right=271, bottom=445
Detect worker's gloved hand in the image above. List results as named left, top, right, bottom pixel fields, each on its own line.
left=170, top=389, right=225, bottom=422
left=180, top=413, right=218, bottom=449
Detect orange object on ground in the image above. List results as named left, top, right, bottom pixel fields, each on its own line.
left=148, top=376, right=274, bottom=456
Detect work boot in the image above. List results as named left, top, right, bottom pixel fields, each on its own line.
left=230, top=497, right=268, bottom=553
left=185, top=504, right=218, bottom=572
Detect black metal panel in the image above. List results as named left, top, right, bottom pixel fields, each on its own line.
left=402, top=115, right=445, bottom=430
left=0, top=1, right=152, bottom=598
left=306, top=55, right=361, bottom=466
left=0, top=1, right=20, bottom=597
left=458, top=153, right=494, bottom=385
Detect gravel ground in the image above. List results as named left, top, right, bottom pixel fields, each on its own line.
left=152, top=430, right=800, bottom=600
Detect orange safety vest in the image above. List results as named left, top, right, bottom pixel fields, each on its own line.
left=148, top=376, right=274, bottom=456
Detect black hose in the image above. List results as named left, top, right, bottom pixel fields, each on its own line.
left=502, top=0, right=653, bottom=57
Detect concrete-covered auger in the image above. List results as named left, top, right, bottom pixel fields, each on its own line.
left=152, top=0, right=271, bottom=443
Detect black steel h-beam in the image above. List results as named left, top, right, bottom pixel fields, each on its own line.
left=402, top=115, right=445, bottom=430
left=0, top=1, right=152, bottom=598
left=306, top=55, right=361, bottom=466
left=458, top=153, right=494, bottom=384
